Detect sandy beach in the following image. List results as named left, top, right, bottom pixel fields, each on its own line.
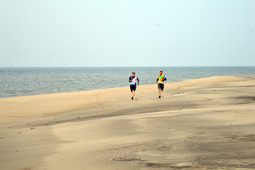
left=0, top=75, right=255, bottom=170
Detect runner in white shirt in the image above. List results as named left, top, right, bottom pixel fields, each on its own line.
left=129, top=72, right=139, bottom=100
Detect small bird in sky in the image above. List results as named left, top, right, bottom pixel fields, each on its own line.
left=156, top=24, right=160, bottom=27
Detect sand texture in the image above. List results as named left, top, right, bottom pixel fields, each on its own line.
left=1, top=75, right=255, bottom=170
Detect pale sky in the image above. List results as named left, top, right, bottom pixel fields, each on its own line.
left=0, top=0, right=254, bottom=67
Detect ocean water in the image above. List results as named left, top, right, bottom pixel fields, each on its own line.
left=0, top=67, right=255, bottom=98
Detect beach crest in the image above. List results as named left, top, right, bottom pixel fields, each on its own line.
left=1, top=75, right=255, bottom=169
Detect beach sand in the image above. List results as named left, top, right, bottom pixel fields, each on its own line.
left=0, top=75, right=255, bottom=170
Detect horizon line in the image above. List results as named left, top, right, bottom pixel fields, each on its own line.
left=1, top=65, right=255, bottom=68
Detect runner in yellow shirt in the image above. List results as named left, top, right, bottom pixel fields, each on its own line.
left=156, top=71, right=167, bottom=98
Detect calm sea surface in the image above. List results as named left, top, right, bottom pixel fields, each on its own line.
left=0, top=67, right=254, bottom=98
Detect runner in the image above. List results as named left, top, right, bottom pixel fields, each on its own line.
left=129, top=72, right=139, bottom=100
left=156, top=71, right=167, bottom=98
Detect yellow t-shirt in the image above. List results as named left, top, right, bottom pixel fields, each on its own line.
left=157, top=75, right=166, bottom=84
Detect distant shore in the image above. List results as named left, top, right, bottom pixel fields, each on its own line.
left=1, top=75, right=255, bottom=169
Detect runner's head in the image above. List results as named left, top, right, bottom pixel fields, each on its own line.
left=132, top=72, right=135, bottom=76
left=159, top=71, right=163, bottom=76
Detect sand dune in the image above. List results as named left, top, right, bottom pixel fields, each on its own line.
left=1, top=75, right=255, bottom=169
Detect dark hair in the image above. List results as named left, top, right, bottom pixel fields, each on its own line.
left=160, top=70, right=163, bottom=73
left=132, top=72, right=135, bottom=74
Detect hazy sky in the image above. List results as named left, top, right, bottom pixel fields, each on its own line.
left=0, top=0, right=254, bottom=67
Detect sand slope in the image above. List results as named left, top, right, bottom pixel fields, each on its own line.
left=1, top=75, right=255, bottom=169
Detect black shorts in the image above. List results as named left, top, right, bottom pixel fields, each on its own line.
left=130, top=85, right=136, bottom=92
left=158, top=84, right=164, bottom=91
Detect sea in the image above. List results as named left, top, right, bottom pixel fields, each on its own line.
left=0, top=67, right=255, bottom=98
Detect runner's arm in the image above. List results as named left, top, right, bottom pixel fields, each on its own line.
left=129, top=76, right=132, bottom=82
